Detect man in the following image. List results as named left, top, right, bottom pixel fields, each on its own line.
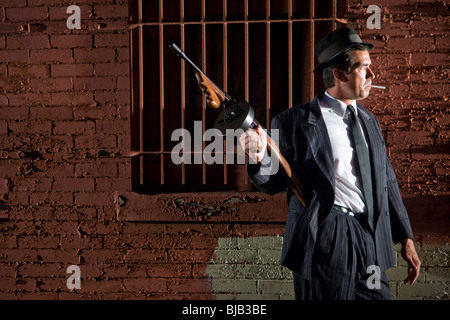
left=239, top=27, right=420, bottom=300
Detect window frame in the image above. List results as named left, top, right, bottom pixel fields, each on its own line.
left=127, top=0, right=343, bottom=197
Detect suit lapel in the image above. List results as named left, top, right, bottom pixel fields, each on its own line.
left=301, top=95, right=335, bottom=190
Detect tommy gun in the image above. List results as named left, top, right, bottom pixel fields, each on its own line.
left=169, top=43, right=306, bottom=206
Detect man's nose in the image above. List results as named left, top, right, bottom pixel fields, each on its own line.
left=367, top=67, right=375, bottom=79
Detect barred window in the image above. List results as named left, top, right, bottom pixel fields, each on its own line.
left=129, top=0, right=344, bottom=193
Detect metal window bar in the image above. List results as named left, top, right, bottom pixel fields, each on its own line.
left=130, top=0, right=340, bottom=193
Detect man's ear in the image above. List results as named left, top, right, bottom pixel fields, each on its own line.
left=332, top=68, right=347, bottom=83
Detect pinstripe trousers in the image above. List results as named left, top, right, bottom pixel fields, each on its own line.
left=293, top=207, right=391, bottom=300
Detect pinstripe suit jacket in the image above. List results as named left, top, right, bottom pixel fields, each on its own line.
left=248, top=93, right=414, bottom=279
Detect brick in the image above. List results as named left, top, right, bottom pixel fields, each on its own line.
left=95, top=119, right=129, bottom=134
left=74, top=134, right=117, bottom=149
left=8, top=64, right=50, bottom=78
left=51, top=64, right=94, bottom=77
left=0, top=49, right=28, bottom=63
left=74, top=48, right=116, bottom=63
left=29, top=49, right=73, bottom=64
left=411, top=20, right=449, bottom=37
left=30, top=192, right=74, bottom=206
left=123, top=278, right=167, bottom=292
left=15, top=292, right=59, bottom=300
left=30, top=77, right=73, bottom=92
left=60, top=235, right=103, bottom=249
left=94, top=33, right=129, bottom=47
left=53, top=121, right=95, bottom=135
left=80, top=249, right=126, bottom=265
left=82, top=279, right=124, bottom=292
left=398, top=282, right=447, bottom=298
left=411, top=52, right=448, bottom=67
left=95, top=178, right=131, bottom=191
left=14, top=178, right=53, bottom=192
left=116, top=47, right=129, bottom=61
left=0, top=121, right=7, bottom=135
left=103, top=265, right=147, bottom=278
left=386, top=36, right=436, bottom=52
left=0, top=94, right=9, bottom=106
left=6, top=7, right=48, bottom=21
left=7, top=35, right=50, bottom=49
left=116, top=76, right=129, bottom=90
left=93, top=5, right=128, bottom=19
left=79, top=221, right=120, bottom=236
left=168, top=279, right=211, bottom=293
left=51, top=207, right=80, bottom=221
left=211, top=279, right=256, bottom=293
left=1, top=249, right=36, bottom=263
left=30, top=206, right=55, bottom=221
left=51, top=92, right=95, bottom=106
left=213, top=249, right=257, bottom=263
left=73, top=76, right=116, bottom=90
left=0, top=64, right=6, bottom=77
left=9, top=120, right=52, bottom=135
left=0, top=234, right=16, bottom=248
left=73, top=105, right=117, bottom=120
left=50, top=34, right=92, bottom=48
left=257, top=280, right=293, bottom=294
left=389, top=131, right=434, bottom=147
left=424, top=267, right=450, bottom=282
left=74, top=192, right=115, bottom=206
left=94, top=90, right=130, bottom=105
left=17, top=263, right=60, bottom=277
left=75, top=162, right=117, bottom=177
left=53, top=177, right=94, bottom=191
left=0, top=278, right=21, bottom=291
left=1, top=0, right=27, bottom=7
left=0, top=106, right=29, bottom=120
left=17, top=235, right=60, bottom=249
left=94, top=63, right=128, bottom=76
left=30, top=106, right=73, bottom=120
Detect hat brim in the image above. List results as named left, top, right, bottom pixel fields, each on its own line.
left=313, top=42, right=374, bottom=74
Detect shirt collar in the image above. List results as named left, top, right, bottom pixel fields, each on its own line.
left=323, top=91, right=358, bottom=118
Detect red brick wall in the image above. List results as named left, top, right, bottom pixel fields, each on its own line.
left=0, top=0, right=448, bottom=299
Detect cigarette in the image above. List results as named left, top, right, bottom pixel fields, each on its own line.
left=370, top=85, right=386, bottom=89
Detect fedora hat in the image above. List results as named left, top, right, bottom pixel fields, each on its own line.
left=313, top=27, right=373, bottom=74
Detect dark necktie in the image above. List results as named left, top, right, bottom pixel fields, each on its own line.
left=347, top=105, right=374, bottom=231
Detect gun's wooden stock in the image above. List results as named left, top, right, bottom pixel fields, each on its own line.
left=195, top=72, right=224, bottom=109
left=249, top=129, right=307, bottom=207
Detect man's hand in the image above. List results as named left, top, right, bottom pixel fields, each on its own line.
left=238, top=125, right=267, bottom=163
left=401, top=238, right=421, bottom=285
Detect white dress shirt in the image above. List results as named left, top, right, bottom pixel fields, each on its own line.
left=319, top=91, right=368, bottom=213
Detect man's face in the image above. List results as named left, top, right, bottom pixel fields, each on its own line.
left=340, top=50, right=375, bottom=100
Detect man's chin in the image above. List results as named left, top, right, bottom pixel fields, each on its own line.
left=360, top=88, right=371, bottom=99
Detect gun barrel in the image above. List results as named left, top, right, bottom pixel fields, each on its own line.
left=169, top=42, right=234, bottom=104
left=169, top=43, right=203, bottom=75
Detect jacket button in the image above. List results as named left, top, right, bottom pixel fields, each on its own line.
left=386, top=211, right=389, bottom=216
left=385, top=187, right=387, bottom=192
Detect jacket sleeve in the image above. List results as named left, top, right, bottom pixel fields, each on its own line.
left=386, top=154, right=414, bottom=243
left=247, top=115, right=290, bottom=195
